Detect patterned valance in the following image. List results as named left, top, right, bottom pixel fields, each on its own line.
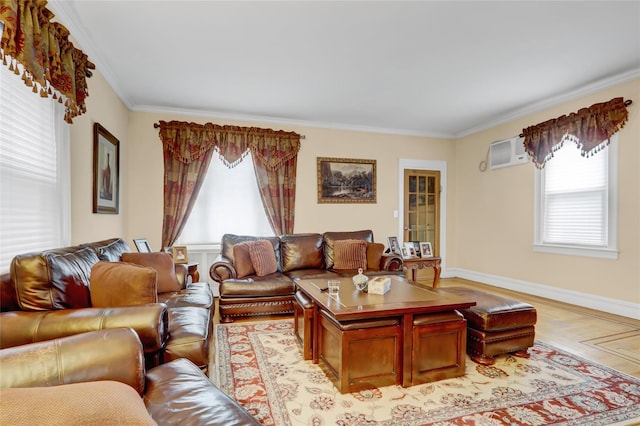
left=522, top=97, right=630, bottom=168
left=0, top=0, right=95, bottom=123
left=158, top=120, right=301, bottom=171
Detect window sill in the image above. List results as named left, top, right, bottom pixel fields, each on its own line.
left=533, top=243, right=618, bottom=260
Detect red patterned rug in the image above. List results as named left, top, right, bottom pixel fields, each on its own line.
left=214, top=319, right=640, bottom=426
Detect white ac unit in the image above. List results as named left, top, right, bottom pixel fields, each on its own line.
left=489, top=136, right=528, bottom=169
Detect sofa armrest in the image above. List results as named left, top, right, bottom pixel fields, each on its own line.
left=381, top=253, right=403, bottom=271
left=209, top=255, right=237, bottom=283
left=0, top=328, right=145, bottom=395
left=0, top=304, right=168, bottom=355
left=174, top=263, right=189, bottom=288
left=144, top=358, right=261, bottom=425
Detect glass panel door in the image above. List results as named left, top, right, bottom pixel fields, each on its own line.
left=403, top=169, right=440, bottom=255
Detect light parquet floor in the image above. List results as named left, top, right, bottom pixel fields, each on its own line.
left=210, top=276, right=640, bottom=378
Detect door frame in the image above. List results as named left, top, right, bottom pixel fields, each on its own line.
left=398, top=159, right=447, bottom=274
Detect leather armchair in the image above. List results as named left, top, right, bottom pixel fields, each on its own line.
left=0, top=328, right=260, bottom=425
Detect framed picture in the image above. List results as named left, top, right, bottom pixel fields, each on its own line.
left=420, top=242, right=433, bottom=258
left=317, top=157, right=376, bottom=203
left=387, top=236, right=401, bottom=255
left=133, top=238, right=152, bottom=253
left=403, top=242, right=417, bottom=258
left=412, top=241, right=421, bottom=257
left=172, top=246, right=188, bottom=264
left=93, top=123, right=120, bottom=214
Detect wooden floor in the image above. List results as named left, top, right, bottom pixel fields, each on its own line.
left=210, top=277, right=640, bottom=378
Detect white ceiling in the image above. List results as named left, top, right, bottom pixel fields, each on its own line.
left=49, top=1, right=640, bottom=138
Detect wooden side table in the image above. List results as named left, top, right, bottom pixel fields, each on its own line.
left=402, top=257, right=441, bottom=288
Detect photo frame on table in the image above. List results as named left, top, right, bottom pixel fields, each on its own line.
left=93, top=123, right=120, bottom=214
left=412, top=241, right=421, bottom=257
left=172, top=246, right=188, bottom=264
left=133, top=238, right=152, bottom=253
left=387, top=236, right=401, bottom=255
left=403, top=242, right=417, bottom=258
left=317, top=157, right=376, bottom=203
left=420, top=242, right=433, bottom=258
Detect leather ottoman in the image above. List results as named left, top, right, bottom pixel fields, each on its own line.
left=439, top=287, right=537, bottom=365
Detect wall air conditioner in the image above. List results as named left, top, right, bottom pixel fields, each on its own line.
left=489, top=136, right=528, bottom=169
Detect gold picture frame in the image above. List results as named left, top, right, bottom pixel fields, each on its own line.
left=172, top=246, right=188, bottom=264
left=93, top=123, right=120, bottom=214
left=317, top=157, right=376, bottom=203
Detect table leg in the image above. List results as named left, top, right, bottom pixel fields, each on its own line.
left=432, top=264, right=441, bottom=288
left=402, top=312, right=413, bottom=387
left=312, top=303, right=320, bottom=364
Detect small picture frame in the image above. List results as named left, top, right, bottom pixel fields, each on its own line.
left=172, top=246, right=188, bottom=264
left=163, top=247, right=173, bottom=255
left=412, top=241, right=421, bottom=257
left=387, top=236, right=401, bottom=255
left=420, top=242, right=433, bottom=258
left=133, top=238, right=152, bottom=253
left=403, top=242, right=417, bottom=258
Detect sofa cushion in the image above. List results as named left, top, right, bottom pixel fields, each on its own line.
left=323, top=230, right=374, bottom=270
left=221, top=234, right=281, bottom=269
left=90, top=261, right=158, bottom=307
left=249, top=240, right=278, bottom=276
left=121, top=252, right=181, bottom=293
left=333, top=239, right=368, bottom=270
left=366, top=242, right=385, bottom=271
left=1, top=381, right=157, bottom=426
left=281, top=233, right=324, bottom=272
left=232, top=241, right=256, bottom=278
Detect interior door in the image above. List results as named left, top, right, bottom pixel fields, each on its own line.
left=403, top=169, right=440, bottom=256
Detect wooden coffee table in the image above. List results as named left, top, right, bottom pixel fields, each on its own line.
left=296, top=276, right=475, bottom=390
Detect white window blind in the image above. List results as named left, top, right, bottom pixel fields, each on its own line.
left=534, top=134, right=618, bottom=259
left=177, top=150, right=273, bottom=245
left=0, top=65, right=71, bottom=273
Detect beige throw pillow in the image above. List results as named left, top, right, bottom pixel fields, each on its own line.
left=90, top=261, right=158, bottom=307
left=232, top=241, right=256, bottom=278
left=121, top=252, right=181, bottom=293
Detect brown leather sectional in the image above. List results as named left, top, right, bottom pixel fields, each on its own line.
left=209, top=230, right=404, bottom=323
left=0, top=238, right=213, bottom=370
left=0, top=328, right=260, bottom=425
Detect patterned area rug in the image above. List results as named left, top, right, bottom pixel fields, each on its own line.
left=214, top=319, right=640, bottom=426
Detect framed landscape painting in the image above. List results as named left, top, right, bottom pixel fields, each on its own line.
left=93, top=123, right=120, bottom=214
left=317, top=157, right=376, bottom=203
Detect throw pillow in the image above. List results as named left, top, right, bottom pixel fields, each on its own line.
left=232, top=241, right=256, bottom=278
left=366, top=242, right=385, bottom=271
left=121, top=252, right=181, bottom=293
left=248, top=240, right=278, bottom=276
left=333, top=239, right=368, bottom=270
left=1, top=381, right=157, bottom=425
left=90, top=261, right=157, bottom=307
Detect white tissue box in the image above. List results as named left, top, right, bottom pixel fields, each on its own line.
left=368, top=277, right=391, bottom=295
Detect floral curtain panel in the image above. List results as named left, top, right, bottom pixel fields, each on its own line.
left=0, top=0, right=94, bottom=123
left=158, top=120, right=301, bottom=246
left=522, top=97, right=630, bottom=168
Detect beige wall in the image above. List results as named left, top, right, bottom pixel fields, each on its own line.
left=126, top=112, right=454, bottom=251
left=70, top=70, right=130, bottom=244
left=454, top=79, right=640, bottom=305
left=69, top=70, right=638, bottom=310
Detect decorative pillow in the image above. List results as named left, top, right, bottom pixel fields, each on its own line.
left=366, top=242, right=385, bottom=271
left=90, top=261, right=157, bottom=307
left=333, top=239, right=368, bottom=270
left=232, top=241, right=256, bottom=278
left=248, top=240, right=278, bottom=276
left=121, top=252, right=181, bottom=293
left=1, top=381, right=157, bottom=425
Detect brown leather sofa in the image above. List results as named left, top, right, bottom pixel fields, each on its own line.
left=0, top=328, right=260, bottom=425
left=209, top=230, right=403, bottom=322
left=0, top=238, right=213, bottom=369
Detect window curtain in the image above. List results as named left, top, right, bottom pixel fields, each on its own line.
left=0, top=0, right=94, bottom=123
left=158, top=121, right=301, bottom=247
left=522, top=97, right=629, bottom=169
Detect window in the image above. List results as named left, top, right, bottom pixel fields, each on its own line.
left=0, top=65, right=71, bottom=273
left=534, top=134, right=618, bottom=259
left=178, top=150, right=273, bottom=246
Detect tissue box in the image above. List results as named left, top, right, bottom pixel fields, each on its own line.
left=368, top=277, right=391, bottom=295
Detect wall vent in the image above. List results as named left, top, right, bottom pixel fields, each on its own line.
left=489, top=136, right=528, bottom=169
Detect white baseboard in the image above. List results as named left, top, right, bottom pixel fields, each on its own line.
left=445, top=268, right=640, bottom=321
